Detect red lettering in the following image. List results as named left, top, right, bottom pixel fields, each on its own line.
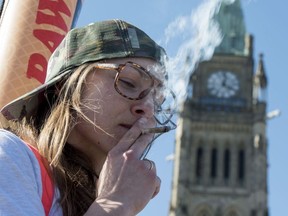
left=34, top=29, right=65, bottom=53
left=27, top=53, right=47, bottom=84
left=36, top=0, right=71, bottom=32
left=26, top=0, right=73, bottom=83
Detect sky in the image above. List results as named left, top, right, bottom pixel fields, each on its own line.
left=0, top=0, right=286, bottom=215
left=77, top=0, right=287, bottom=216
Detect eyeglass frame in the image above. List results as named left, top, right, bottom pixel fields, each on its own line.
left=90, top=61, right=177, bottom=126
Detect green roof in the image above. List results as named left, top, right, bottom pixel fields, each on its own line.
left=214, top=0, right=247, bottom=56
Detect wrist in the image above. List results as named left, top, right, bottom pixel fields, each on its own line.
left=84, top=198, right=133, bottom=216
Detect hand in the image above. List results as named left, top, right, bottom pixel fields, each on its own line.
left=88, top=118, right=161, bottom=216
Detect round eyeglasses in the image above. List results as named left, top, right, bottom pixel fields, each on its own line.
left=92, top=61, right=177, bottom=127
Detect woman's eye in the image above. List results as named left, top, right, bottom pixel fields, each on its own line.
left=118, top=78, right=137, bottom=89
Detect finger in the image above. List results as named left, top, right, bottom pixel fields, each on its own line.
left=112, top=118, right=155, bottom=158
left=151, top=176, right=161, bottom=199
left=111, top=119, right=145, bottom=153
left=129, top=133, right=154, bottom=159
left=143, top=159, right=156, bottom=171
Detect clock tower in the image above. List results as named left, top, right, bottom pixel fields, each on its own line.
left=169, top=1, right=269, bottom=216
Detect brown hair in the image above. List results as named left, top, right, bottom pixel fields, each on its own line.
left=2, top=64, right=103, bottom=216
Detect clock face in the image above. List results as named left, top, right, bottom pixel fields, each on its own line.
left=207, top=71, right=239, bottom=98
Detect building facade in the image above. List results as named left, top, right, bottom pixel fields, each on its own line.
left=169, top=1, right=268, bottom=216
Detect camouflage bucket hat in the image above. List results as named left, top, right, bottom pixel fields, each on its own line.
left=1, top=19, right=166, bottom=121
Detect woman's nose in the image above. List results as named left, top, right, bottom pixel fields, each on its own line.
left=131, top=96, right=155, bottom=119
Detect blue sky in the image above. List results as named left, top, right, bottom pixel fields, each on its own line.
left=75, top=0, right=287, bottom=215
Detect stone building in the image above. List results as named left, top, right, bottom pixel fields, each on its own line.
left=169, top=1, right=268, bottom=216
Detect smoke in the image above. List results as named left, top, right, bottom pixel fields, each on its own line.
left=161, top=0, right=236, bottom=107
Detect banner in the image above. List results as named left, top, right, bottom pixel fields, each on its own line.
left=0, top=0, right=83, bottom=108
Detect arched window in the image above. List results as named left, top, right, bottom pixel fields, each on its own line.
left=197, top=209, right=211, bottom=216
left=238, top=149, right=245, bottom=184
left=250, top=209, right=257, bottom=216
left=210, top=148, right=218, bottom=179
left=224, top=148, right=230, bottom=180
left=225, top=210, right=239, bottom=216
left=264, top=209, right=269, bottom=216
left=196, top=147, right=204, bottom=179
left=195, top=205, right=213, bottom=216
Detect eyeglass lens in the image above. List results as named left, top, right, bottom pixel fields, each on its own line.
left=116, top=63, right=154, bottom=100
left=115, top=63, right=176, bottom=125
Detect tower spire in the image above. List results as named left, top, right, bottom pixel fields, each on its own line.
left=254, top=53, right=268, bottom=102
left=256, top=53, right=268, bottom=88
left=214, top=0, right=247, bottom=55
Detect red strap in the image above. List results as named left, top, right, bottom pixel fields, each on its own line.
left=26, top=143, right=54, bottom=216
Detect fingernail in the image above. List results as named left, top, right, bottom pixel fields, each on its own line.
left=138, top=118, right=148, bottom=126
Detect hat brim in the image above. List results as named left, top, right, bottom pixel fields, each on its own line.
left=0, top=69, right=73, bottom=121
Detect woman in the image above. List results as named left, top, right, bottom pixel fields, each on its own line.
left=0, top=19, right=176, bottom=215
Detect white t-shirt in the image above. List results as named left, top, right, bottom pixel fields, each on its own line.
left=0, top=129, right=62, bottom=216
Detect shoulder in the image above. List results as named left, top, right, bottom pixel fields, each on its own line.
left=0, top=128, right=42, bottom=175
left=0, top=129, right=46, bottom=215
left=0, top=128, right=41, bottom=179
left=0, top=128, right=25, bottom=145
left=0, top=129, right=42, bottom=190
left=0, top=129, right=34, bottom=160
left=0, top=129, right=63, bottom=215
